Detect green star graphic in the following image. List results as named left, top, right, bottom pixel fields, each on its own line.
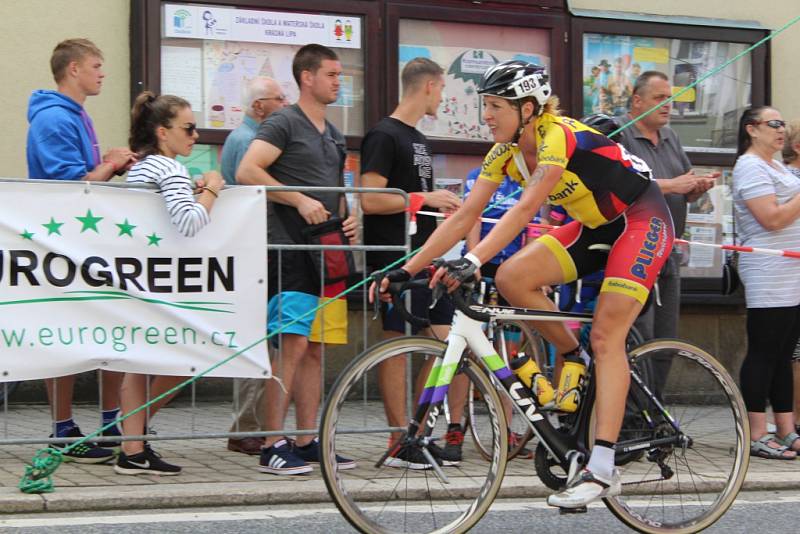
left=76, top=209, right=103, bottom=233
left=42, top=217, right=64, bottom=236
left=147, top=232, right=163, bottom=246
left=20, top=229, right=35, bottom=240
left=116, top=219, right=137, bottom=237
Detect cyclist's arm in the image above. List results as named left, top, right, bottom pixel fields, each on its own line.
left=469, top=165, right=562, bottom=265
left=403, top=178, right=499, bottom=275
left=464, top=217, right=481, bottom=252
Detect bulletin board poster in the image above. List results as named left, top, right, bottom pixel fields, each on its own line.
left=161, top=3, right=365, bottom=136
left=399, top=20, right=550, bottom=142
left=582, top=33, right=751, bottom=153
left=677, top=165, right=734, bottom=279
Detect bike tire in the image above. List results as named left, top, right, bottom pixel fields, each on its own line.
left=467, top=320, right=545, bottom=461
left=319, top=336, right=508, bottom=534
left=589, top=339, right=749, bottom=533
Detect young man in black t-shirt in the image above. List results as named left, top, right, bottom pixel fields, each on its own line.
left=360, top=57, right=464, bottom=468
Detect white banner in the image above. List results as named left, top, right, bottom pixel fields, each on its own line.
left=164, top=3, right=361, bottom=49
left=0, top=181, right=268, bottom=381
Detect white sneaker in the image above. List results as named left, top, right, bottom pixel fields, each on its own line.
left=547, top=468, right=621, bottom=509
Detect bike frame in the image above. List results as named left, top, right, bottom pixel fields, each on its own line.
left=400, top=299, right=686, bottom=472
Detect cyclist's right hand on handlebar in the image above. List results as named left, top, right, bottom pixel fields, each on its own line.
left=430, top=255, right=480, bottom=292
left=369, top=268, right=412, bottom=304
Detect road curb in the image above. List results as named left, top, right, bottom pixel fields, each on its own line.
left=2, top=471, right=800, bottom=514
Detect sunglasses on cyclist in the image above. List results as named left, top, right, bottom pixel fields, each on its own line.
left=751, top=119, right=786, bottom=129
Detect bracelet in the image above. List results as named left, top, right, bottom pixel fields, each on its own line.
left=202, top=186, right=219, bottom=198
left=102, top=160, right=119, bottom=173
left=463, top=252, right=483, bottom=268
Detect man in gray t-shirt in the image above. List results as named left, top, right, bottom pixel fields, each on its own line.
left=617, top=71, right=717, bottom=340
left=237, top=44, right=356, bottom=475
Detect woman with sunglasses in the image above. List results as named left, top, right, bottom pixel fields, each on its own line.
left=113, top=92, right=224, bottom=476
left=733, top=107, right=800, bottom=460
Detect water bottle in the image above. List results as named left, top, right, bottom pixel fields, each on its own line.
left=509, top=353, right=555, bottom=406
left=555, top=351, right=587, bottom=413
left=488, top=286, right=499, bottom=307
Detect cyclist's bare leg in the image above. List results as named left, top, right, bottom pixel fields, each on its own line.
left=589, top=292, right=641, bottom=444
left=495, top=242, right=578, bottom=355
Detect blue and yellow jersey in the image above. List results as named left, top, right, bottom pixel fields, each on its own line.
left=478, top=113, right=651, bottom=229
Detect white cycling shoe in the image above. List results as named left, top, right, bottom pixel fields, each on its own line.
left=547, top=468, right=621, bottom=509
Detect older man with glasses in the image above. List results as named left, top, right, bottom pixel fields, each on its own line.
left=221, top=76, right=287, bottom=455
left=220, top=76, right=288, bottom=185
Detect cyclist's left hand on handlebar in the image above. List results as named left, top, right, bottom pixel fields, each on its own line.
left=430, top=254, right=480, bottom=293
left=369, top=268, right=411, bottom=304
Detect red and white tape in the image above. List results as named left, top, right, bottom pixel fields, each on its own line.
left=416, top=210, right=800, bottom=259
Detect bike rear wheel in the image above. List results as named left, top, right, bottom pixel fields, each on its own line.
left=591, top=339, right=749, bottom=533
left=320, top=336, right=508, bottom=534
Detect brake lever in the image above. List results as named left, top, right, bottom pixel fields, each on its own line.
left=430, top=283, right=445, bottom=310
left=370, top=272, right=384, bottom=320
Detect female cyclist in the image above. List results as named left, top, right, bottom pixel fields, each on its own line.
left=379, top=60, right=673, bottom=508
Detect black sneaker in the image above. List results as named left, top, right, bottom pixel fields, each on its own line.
left=96, top=423, right=122, bottom=449
left=50, top=426, right=115, bottom=464
left=292, top=437, right=357, bottom=470
left=384, top=443, right=443, bottom=470
left=114, top=445, right=182, bottom=476
left=432, top=426, right=463, bottom=466
left=259, top=438, right=312, bottom=475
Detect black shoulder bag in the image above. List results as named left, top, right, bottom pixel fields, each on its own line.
left=300, top=134, right=356, bottom=285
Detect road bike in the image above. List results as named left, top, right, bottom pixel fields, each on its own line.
left=319, top=276, right=749, bottom=534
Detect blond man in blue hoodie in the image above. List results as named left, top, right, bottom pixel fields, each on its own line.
left=26, top=38, right=135, bottom=462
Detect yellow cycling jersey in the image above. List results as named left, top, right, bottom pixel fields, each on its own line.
left=478, top=113, right=651, bottom=228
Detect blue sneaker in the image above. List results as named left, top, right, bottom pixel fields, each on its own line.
left=293, top=437, right=357, bottom=470
left=259, top=438, right=312, bottom=475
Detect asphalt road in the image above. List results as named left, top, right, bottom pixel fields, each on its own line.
left=1, top=491, right=797, bottom=533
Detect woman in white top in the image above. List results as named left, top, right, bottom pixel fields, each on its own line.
left=733, top=106, right=800, bottom=460
left=115, top=92, right=225, bottom=476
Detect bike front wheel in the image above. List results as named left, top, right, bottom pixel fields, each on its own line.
left=319, top=336, right=508, bottom=534
left=591, top=339, right=749, bottom=533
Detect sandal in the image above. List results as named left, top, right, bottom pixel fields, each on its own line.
left=776, top=431, right=800, bottom=452
left=750, top=434, right=796, bottom=460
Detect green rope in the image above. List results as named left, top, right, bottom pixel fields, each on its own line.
left=19, top=13, right=800, bottom=494
left=18, top=448, right=62, bottom=494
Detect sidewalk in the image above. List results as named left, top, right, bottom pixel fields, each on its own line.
left=1, top=402, right=800, bottom=514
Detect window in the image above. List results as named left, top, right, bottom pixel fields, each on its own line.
left=582, top=33, right=751, bottom=153
left=399, top=19, right=551, bottom=143
left=133, top=0, right=380, bottom=148
left=160, top=3, right=365, bottom=136
left=571, top=15, right=768, bottom=299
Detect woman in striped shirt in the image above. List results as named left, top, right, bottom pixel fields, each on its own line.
left=115, top=92, right=225, bottom=476
left=733, top=106, right=800, bottom=460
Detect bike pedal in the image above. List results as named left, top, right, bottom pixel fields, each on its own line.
left=558, top=506, right=587, bottom=515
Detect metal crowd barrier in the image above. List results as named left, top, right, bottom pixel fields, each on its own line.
left=0, top=181, right=412, bottom=445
